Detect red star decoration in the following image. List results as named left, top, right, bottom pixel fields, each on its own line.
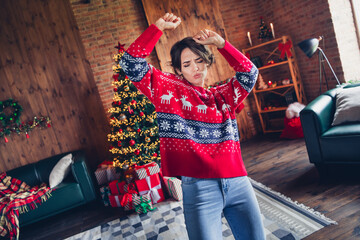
left=115, top=42, right=126, bottom=52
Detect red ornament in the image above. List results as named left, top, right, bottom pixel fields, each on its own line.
left=119, top=129, right=123, bottom=133
left=139, top=112, right=144, bottom=117
left=109, top=146, right=114, bottom=150
left=114, top=88, right=118, bottom=92
left=134, top=149, right=140, bottom=155
left=153, top=153, right=158, bottom=157
left=117, top=101, right=121, bottom=105
left=137, top=128, right=141, bottom=133
left=26, top=133, right=30, bottom=139
left=4, top=137, right=9, bottom=143
left=47, top=123, right=51, bottom=128
left=117, top=141, right=122, bottom=147
left=129, top=139, right=135, bottom=146
left=267, top=81, right=272, bottom=87
left=131, top=100, right=137, bottom=105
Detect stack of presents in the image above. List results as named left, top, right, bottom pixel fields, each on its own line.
left=94, top=161, right=182, bottom=214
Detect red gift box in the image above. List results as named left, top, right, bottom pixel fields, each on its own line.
left=134, top=162, right=160, bottom=180
left=135, top=173, right=164, bottom=204
left=109, top=180, right=137, bottom=195
left=109, top=193, right=137, bottom=210
left=109, top=194, right=122, bottom=207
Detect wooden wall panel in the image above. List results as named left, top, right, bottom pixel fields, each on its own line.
left=141, top=0, right=233, bottom=86
left=0, top=0, right=109, bottom=172
left=140, top=0, right=255, bottom=140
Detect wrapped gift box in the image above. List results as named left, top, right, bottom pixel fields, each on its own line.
left=134, top=162, right=160, bottom=180
left=135, top=173, right=165, bottom=204
left=120, top=192, right=137, bottom=211
left=109, top=194, right=122, bottom=207
left=94, top=161, right=121, bottom=185
left=109, top=180, right=137, bottom=195
left=108, top=193, right=137, bottom=210
left=100, top=186, right=111, bottom=206
left=163, top=177, right=183, bottom=201
left=132, top=193, right=156, bottom=214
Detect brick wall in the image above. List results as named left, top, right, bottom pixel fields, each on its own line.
left=69, top=0, right=347, bottom=135
left=69, top=0, right=160, bottom=113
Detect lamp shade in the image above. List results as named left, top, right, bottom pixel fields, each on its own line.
left=297, top=38, right=319, bottom=58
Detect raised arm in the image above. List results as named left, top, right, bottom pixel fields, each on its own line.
left=119, top=13, right=181, bottom=103
left=194, top=29, right=258, bottom=112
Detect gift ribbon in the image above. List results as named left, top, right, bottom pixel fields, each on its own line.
left=134, top=196, right=155, bottom=213
left=278, top=40, right=292, bottom=59
left=120, top=192, right=135, bottom=208
left=135, top=162, right=158, bottom=178
left=114, top=195, right=121, bottom=207
left=139, top=176, right=161, bottom=203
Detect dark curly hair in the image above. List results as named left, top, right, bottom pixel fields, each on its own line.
left=170, top=37, right=214, bottom=75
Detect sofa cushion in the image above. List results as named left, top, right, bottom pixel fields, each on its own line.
left=320, top=123, right=360, bottom=163
left=49, top=153, right=73, bottom=188
left=322, top=123, right=360, bottom=137
left=332, top=86, right=360, bottom=126
left=19, top=182, right=85, bottom=226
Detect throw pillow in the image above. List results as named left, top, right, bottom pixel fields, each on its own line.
left=49, top=153, right=73, bottom=188
left=332, top=86, right=360, bottom=126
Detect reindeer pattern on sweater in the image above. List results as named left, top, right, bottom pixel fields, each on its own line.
left=119, top=24, right=258, bottom=178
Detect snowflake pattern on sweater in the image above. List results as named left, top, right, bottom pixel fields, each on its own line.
left=119, top=24, right=258, bottom=178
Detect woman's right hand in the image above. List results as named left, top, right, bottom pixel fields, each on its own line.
left=155, top=13, right=181, bottom=31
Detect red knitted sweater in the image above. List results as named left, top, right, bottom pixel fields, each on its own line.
left=119, top=24, right=258, bottom=178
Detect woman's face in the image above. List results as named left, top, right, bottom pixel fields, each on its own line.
left=179, top=48, right=207, bottom=87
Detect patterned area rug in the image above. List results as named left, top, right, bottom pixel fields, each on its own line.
left=66, top=178, right=336, bottom=240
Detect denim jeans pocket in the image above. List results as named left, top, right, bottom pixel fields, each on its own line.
left=181, top=176, right=200, bottom=185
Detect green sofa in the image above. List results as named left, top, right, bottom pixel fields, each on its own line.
left=300, top=84, right=360, bottom=172
left=6, top=150, right=96, bottom=226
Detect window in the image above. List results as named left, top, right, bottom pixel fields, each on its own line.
left=351, top=0, right=360, bottom=44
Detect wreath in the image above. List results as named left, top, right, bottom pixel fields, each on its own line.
left=0, top=99, right=23, bottom=128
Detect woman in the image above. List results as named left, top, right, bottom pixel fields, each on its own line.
left=119, top=13, right=265, bottom=240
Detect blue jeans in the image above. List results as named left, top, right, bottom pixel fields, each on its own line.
left=181, top=176, right=265, bottom=240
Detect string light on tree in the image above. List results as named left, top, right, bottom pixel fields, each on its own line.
left=107, top=42, right=161, bottom=168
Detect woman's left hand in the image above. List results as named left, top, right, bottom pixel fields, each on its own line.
left=193, top=29, right=225, bottom=49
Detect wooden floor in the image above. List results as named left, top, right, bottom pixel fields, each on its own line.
left=17, top=134, right=360, bottom=239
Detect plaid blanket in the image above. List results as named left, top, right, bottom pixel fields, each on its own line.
left=0, top=172, right=53, bottom=240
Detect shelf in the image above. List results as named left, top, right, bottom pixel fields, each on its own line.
left=260, top=107, right=287, bottom=113
left=242, top=36, right=287, bottom=52
left=258, top=60, right=291, bottom=70
left=254, top=84, right=294, bottom=93
left=242, top=35, right=306, bottom=134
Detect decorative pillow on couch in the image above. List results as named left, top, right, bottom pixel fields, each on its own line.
left=332, top=86, right=360, bottom=126
left=49, top=153, right=73, bottom=188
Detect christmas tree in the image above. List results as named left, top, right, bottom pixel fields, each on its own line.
left=107, top=42, right=161, bottom=168
left=258, top=17, right=272, bottom=40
